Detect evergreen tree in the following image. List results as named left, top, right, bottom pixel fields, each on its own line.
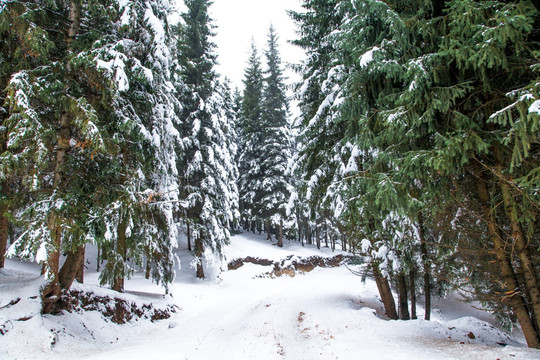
left=237, top=29, right=293, bottom=246
left=1, top=0, right=181, bottom=311
left=258, top=25, right=293, bottom=246
left=289, top=0, right=349, bottom=249
left=292, top=0, right=540, bottom=346
left=237, top=41, right=264, bottom=231
left=175, top=0, right=236, bottom=278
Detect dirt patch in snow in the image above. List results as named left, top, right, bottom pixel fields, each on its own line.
left=58, top=290, right=177, bottom=324
left=228, top=254, right=349, bottom=278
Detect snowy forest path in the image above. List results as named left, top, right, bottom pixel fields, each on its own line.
left=30, top=232, right=539, bottom=360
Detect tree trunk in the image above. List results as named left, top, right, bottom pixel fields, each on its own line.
left=145, top=258, right=151, bottom=280
left=297, top=221, right=302, bottom=243
left=187, top=221, right=192, bottom=252
left=324, top=221, right=329, bottom=248
left=59, top=245, right=85, bottom=289
left=0, top=95, right=8, bottom=269
left=75, top=246, right=84, bottom=284
left=315, top=219, right=321, bottom=250
left=96, top=245, right=101, bottom=272
left=409, top=269, right=417, bottom=320
left=372, top=261, right=398, bottom=320
left=477, top=174, right=540, bottom=348
left=112, top=219, right=127, bottom=292
left=397, top=272, right=410, bottom=320
left=418, top=211, right=431, bottom=321
left=0, top=205, right=7, bottom=269
left=42, top=0, right=81, bottom=314
left=266, top=220, right=272, bottom=240
left=42, top=112, right=71, bottom=313
left=498, top=176, right=540, bottom=341
left=277, top=220, right=283, bottom=247
left=195, top=235, right=204, bottom=279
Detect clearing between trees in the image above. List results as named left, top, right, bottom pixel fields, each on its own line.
left=1, top=232, right=539, bottom=360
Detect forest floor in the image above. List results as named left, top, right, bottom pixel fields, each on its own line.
left=1, top=232, right=539, bottom=359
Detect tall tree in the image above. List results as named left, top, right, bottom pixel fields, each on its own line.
left=237, top=41, right=264, bottom=231
left=1, top=0, right=181, bottom=310
left=258, top=25, right=293, bottom=246
left=292, top=0, right=540, bottom=346
left=176, top=0, right=236, bottom=278
left=238, top=29, right=293, bottom=245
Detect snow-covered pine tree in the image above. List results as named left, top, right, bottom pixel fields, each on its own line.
left=292, top=0, right=540, bottom=346
left=289, top=0, right=349, bottom=249
left=237, top=41, right=264, bottom=232
left=93, top=0, right=181, bottom=293
left=213, top=78, right=240, bottom=230
left=0, top=0, right=44, bottom=268
left=1, top=0, right=181, bottom=311
left=175, top=0, right=236, bottom=278
left=237, top=29, right=293, bottom=247
left=257, top=25, right=293, bottom=247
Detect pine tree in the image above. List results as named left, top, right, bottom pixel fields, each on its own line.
left=289, top=0, right=349, bottom=249
left=175, top=0, right=236, bottom=278
left=258, top=25, right=293, bottom=246
left=292, top=0, right=540, bottom=346
left=1, top=0, right=181, bottom=310
left=237, top=29, right=293, bottom=246
left=237, top=41, right=264, bottom=231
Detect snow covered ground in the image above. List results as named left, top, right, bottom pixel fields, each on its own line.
left=1, top=232, right=539, bottom=360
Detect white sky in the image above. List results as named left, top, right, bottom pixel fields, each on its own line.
left=171, top=0, right=306, bottom=117
left=209, top=0, right=305, bottom=91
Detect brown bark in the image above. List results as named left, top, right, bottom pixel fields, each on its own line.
left=42, top=0, right=81, bottom=313
left=397, top=272, right=410, bottom=320
left=324, top=222, right=329, bottom=248
left=112, top=219, right=127, bottom=292
left=477, top=174, right=540, bottom=348
left=0, top=205, right=7, bottom=269
left=42, top=111, right=70, bottom=312
left=96, top=245, right=100, bottom=272
left=277, top=220, right=283, bottom=248
left=195, top=235, right=205, bottom=279
left=372, top=262, right=398, bottom=320
left=187, top=222, right=192, bottom=252
left=418, top=212, right=431, bottom=321
left=0, top=86, right=8, bottom=269
left=75, top=246, right=84, bottom=284
left=58, top=245, right=85, bottom=289
left=409, top=269, right=417, bottom=320
left=266, top=220, right=272, bottom=240
left=145, top=258, right=151, bottom=280
left=498, top=168, right=540, bottom=338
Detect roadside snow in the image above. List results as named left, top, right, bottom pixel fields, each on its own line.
left=1, top=232, right=538, bottom=360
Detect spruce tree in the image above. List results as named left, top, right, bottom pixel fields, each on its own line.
left=175, top=0, right=236, bottom=278
left=292, top=0, right=540, bottom=346
left=1, top=0, right=181, bottom=310
left=237, top=41, right=264, bottom=231
left=258, top=25, right=293, bottom=246
left=237, top=29, right=293, bottom=246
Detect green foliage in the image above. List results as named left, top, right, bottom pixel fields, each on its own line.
left=1, top=0, right=181, bottom=290
left=293, top=0, right=540, bottom=330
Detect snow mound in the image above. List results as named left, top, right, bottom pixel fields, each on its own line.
left=0, top=267, right=177, bottom=359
